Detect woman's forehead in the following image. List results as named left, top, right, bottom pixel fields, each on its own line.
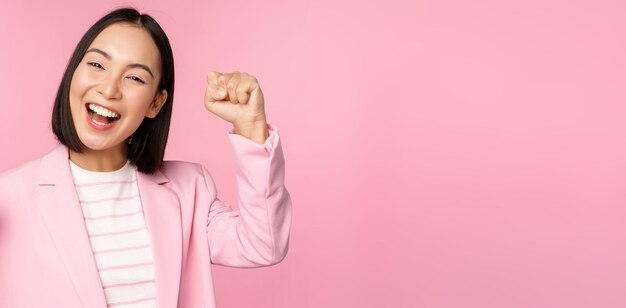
left=88, top=23, right=161, bottom=70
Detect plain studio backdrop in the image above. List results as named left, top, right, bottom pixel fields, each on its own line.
left=1, top=0, right=625, bottom=307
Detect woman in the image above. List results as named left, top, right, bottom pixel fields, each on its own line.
left=0, top=7, right=291, bottom=308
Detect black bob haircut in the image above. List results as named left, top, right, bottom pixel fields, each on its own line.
left=51, top=7, right=175, bottom=174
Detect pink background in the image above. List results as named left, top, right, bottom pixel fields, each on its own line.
left=1, top=0, right=625, bottom=307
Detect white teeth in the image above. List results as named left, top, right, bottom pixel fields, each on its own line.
left=88, top=103, right=119, bottom=118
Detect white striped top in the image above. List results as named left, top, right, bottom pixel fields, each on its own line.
left=69, top=160, right=158, bottom=307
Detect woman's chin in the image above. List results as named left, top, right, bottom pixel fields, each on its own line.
left=79, top=136, right=123, bottom=153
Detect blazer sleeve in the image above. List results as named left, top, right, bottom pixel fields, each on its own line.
left=202, top=125, right=292, bottom=267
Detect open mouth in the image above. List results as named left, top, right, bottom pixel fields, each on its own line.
left=85, top=103, right=121, bottom=128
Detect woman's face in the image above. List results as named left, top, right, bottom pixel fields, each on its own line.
left=69, top=22, right=167, bottom=154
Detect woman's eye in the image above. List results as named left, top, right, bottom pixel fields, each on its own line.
left=87, top=61, right=103, bottom=69
left=128, top=76, right=145, bottom=84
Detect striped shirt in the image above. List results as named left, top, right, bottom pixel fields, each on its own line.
left=69, top=160, right=158, bottom=307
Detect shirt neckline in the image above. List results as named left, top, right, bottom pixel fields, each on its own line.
left=68, top=159, right=133, bottom=176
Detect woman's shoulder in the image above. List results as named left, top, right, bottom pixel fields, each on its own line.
left=0, top=145, right=68, bottom=182
left=159, top=160, right=212, bottom=182
left=0, top=153, right=46, bottom=201
left=157, top=160, right=217, bottom=196
left=160, top=160, right=203, bottom=173
left=0, top=154, right=45, bottom=184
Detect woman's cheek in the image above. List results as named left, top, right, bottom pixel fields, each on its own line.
left=70, top=68, right=91, bottom=94
left=130, top=89, right=156, bottom=112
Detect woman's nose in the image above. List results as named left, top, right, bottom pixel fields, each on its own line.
left=96, top=73, right=122, bottom=100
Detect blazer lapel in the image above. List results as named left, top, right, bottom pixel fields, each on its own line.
left=35, top=145, right=107, bottom=308
left=137, top=168, right=183, bottom=307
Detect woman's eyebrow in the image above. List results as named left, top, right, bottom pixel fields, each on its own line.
left=86, top=48, right=154, bottom=78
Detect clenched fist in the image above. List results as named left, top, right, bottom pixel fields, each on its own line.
left=204, top=71, right=269, bottom=144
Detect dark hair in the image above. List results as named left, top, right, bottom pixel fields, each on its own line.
left=52, top=7, right=175, bottom=174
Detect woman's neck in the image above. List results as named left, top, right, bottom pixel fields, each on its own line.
left=68, top=145, right=128, bottom=172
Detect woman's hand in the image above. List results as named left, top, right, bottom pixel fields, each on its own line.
left=204, top=71, right=269, bottom=144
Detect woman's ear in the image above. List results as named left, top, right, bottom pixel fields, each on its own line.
left=145, top=89, right=168, bottom=118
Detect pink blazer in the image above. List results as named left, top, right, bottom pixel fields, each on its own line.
left=0, top=129, right=292, bottom=307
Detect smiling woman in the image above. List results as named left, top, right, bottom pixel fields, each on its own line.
left=0, top=7, right=291, bottom=308
left=52, top=10, right=174, bottom=174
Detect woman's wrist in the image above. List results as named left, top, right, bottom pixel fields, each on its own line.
left=233, top=119, right=269, bottom=144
